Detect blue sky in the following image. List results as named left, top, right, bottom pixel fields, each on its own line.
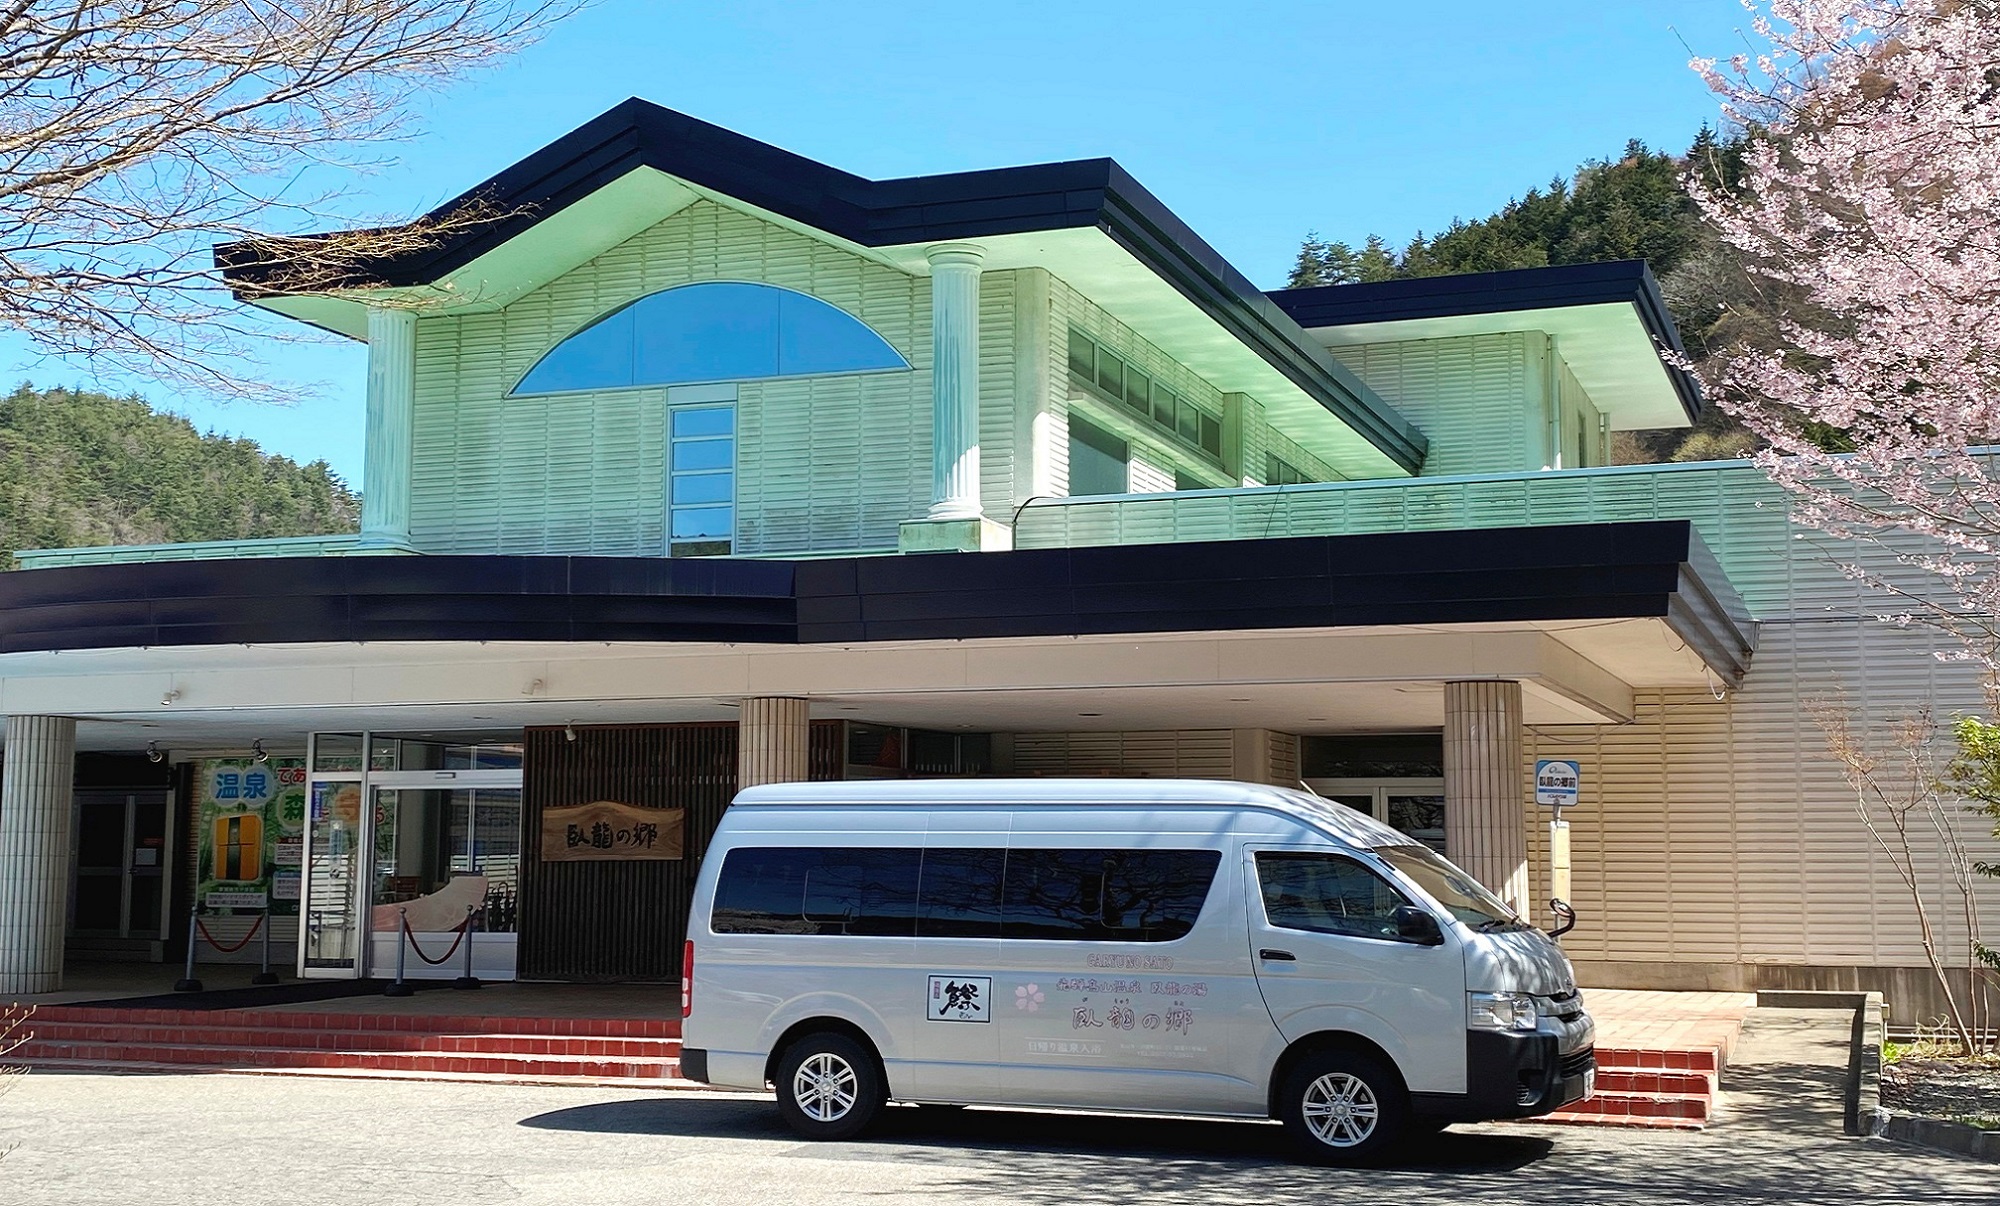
left=2, top=0, right=1752, bottom=485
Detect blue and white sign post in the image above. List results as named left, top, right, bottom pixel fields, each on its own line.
left=1534, top=760, right=1581, bottom=935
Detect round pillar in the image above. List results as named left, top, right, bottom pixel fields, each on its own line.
left=926, top=244, right=984, bottom=521
left=0, top=715, right=78, bottom=994
left=359, top=305, right=417, bottom=549
left=1443, top=681, right=1530, bottom=911
left=738, top=698, right=811, bottom=789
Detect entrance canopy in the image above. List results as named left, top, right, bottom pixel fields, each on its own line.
left=0, top=521, right=1752, bottom=750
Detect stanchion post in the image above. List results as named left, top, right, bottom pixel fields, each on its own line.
left=250, top=907, right=280, bottom=986
left=173, top=904, right=204, bottom=993
left=384, top=906, right=415, bottom=997
left=452, top=904, right=481, bottom=991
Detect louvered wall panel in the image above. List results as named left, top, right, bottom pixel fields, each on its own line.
left=1047, top=274, right=1242, bottom=497
left=410, top=201, right=935, bottom=557
left=1329, top=332, right=1534, bottom=476
left=1010, top=731, right=1241, bottom=780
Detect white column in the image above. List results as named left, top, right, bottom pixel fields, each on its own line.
left=359, top=305, right=418, bottom=549
left=927, top=244, right=984, bottom=521
left=0, top=715, right=78, bottom=994
left=1443, top=681, right=1530, bottom=911
left=738, top=698, right=811, bottom=790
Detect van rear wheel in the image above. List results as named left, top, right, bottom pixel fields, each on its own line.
left=775, top=1032, right=884, bottom=1141
left=1279, top=1050, right=1406, bottom=1162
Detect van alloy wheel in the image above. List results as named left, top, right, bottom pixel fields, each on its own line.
left=1300, top=1071, right=1379, bottom=1146
left=793, top=1052, right=859, bottom=1123
left=1278, top=1049, right=1406, bottom=1162
left=775, top=1031, right=886, bottom=1141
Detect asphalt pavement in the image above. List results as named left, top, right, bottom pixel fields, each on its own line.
left=0, top=1010, right=1989, bottom=1206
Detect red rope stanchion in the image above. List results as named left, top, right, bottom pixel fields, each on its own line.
left=399, top=912, right=472, bottom=966
left=194, top=912, right=265, bottom=954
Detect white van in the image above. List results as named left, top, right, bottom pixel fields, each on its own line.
left=678, top=779, right=1593, bottom=1161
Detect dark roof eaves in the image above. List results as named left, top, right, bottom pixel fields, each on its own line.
left=1267, top=261, right=1703, bottom=423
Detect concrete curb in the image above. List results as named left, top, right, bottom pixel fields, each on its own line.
left=1753, top=989, right=1885, bottom=1137
left=1882, top=1115, right=2000, bottom=1162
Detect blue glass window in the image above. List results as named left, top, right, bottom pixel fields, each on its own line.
left=513, top=283, right=908, bottom=395
left=669, top=403, right=734, bottom=557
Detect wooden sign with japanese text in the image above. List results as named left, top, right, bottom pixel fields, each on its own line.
left=540, top=800, right=684, bottom=861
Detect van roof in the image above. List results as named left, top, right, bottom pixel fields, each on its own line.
left=730, top=778, right=1414, bottom=849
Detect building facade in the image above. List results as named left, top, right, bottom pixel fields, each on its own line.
left=0, top=102, right=1988, bottom=1019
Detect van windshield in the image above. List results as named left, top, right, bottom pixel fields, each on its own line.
left=1370, top=844, right=1518, bottom=929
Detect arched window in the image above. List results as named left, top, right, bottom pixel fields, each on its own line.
left=511, top=282, right=909, bottom=396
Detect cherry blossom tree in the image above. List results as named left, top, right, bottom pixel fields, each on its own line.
left=1690, top=0, right=2000, bottom=660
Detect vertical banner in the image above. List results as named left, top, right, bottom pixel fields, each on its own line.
left=195, top=757, right=308, bottom=915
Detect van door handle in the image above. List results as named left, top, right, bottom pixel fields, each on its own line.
left=1259, top=948, right=1296, bottom=962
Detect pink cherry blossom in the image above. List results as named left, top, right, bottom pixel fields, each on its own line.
left=1690, top=2, right=2000, bottom=666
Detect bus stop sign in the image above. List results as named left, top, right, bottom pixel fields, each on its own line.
left=1535, top=760, right=1581, bottom=809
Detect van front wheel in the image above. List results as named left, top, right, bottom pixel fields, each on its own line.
left=775, top=1032, right=884, bottom=1141
left=1279, top=1050, right=1406, bottom=1162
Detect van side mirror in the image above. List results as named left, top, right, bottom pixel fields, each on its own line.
left=1393, top=905, right=1444, bottom=946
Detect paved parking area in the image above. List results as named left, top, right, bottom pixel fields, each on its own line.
left=0, top=1054, right=1991, bottom=1206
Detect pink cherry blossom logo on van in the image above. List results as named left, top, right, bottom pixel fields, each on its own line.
left=1015, top=983, right=1045, bottom=1012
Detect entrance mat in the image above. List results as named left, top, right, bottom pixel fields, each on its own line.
left=66, top=978, right=441, bottom=1012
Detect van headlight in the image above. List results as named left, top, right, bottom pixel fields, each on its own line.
left=1468, top=991, right=1540, bottom=1032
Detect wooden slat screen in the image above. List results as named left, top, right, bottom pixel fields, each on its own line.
left=519, top=720, right=843, bottom=981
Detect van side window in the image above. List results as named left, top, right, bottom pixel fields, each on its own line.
left=1003, top=849, right=1219, bottom=942
left=713, top=847, right=920, bottom=935
left=712, top=845, right=1219, bottom=942
left=1255, top=852, right=1413, bottom=942
left=917, top=848, right=1005, bottom=938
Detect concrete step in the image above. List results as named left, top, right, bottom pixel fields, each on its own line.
left=16, top=1039, right=683, bottom=1081
left=1593, top=1044, right=1721, bottom=1073
left=28, top=1004, right=680, bottom=1039
left=1591, top=1067, right=1713, bottom=1097
left=17, top=1022, right=679, bottom=1058
left=1534, top=1089, right=1712, bottom=1128
left=17, top=1058, right=720, bottom=1092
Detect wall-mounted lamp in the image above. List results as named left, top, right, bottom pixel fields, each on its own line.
left=146, top=741, right=164, bottom=764
left=251, top=740, right=269, bottom=764
left=160, top=688, right=180, bottom=707
left=564, top=722, right=578, bottom=743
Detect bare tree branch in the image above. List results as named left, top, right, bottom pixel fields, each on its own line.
left=0, top=1, right=585, bottom=399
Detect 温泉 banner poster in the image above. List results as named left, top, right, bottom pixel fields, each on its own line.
left=194, top=757, right=307, bottom=915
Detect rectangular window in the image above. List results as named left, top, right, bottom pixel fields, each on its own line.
left=1065, top=327, right=1222, bottom=467
left=1123, top=367, right=1151, bottom=416
left=1067, top=414, right=1130, bottom=497
left=713, top=845, right=1219, bottom=943
left=1067, top=327, right=1096, bottom=379
left=916, top=848, right=1005, bottom=938
left=713, top=847, right=922, bottom=936
left=1265, top=453, right=1309, bottom=486
left=1254, top=851, right=1413, bottom=942
left=1002, top=848, right=1219, bottom=942
left=669, top=403, right=734, bottom=557
left=1096, top=349, right=1126, bottom=401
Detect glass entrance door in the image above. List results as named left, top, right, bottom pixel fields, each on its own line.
left=69, top=790, right=169, bottom=941
left=1307, top=778, right=1448, bottom=854
left=299, top=732, right=523, bottom=979
left=366, top=785, right=522, bottom=980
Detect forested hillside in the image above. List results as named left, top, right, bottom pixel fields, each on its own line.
left=1288, top=129, right=1764, bottom=463
left=0, top=384, right=358, bottom=567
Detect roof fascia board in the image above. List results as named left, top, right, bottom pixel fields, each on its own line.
left=1269, top=260, right=1701, bottom=424
left=215, top=100, right=1426, bottom=474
